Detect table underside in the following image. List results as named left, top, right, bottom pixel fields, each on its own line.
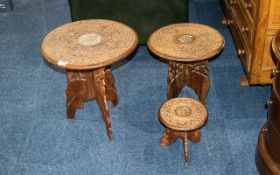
left=66, top=67, right=118, bottom=140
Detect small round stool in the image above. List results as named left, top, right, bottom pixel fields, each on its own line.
left=159, top=97, right=208, bottom=166
left=41, top=19, right=138, bottom=140
left=148, top=23, right=224, bottom=104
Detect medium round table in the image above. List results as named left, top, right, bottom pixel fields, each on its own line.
left=148, top=23, right=224, bottom=104
left=41, top=19, right=138, bottom=140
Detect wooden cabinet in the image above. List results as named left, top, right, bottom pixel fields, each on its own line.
left=221, top=0, right=280, bottom=85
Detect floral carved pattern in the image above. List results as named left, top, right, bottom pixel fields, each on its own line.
left=168, top=62, right=186, bottom=84
left=187, top=61, right=209, bottom=78
left=159, top=97, right=208, bottom=131
left=167, top=62, right=187, bottom=99
left=147, top=23, right=224, bottom=62
left=186, top=61, right=210, bottom=104
left=167, top=61, right=210, bottom=104
left=41, top=19, right=138, bottom=69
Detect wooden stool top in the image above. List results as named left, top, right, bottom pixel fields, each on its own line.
left=147, top=23, right=224, bottom=62
left=41, top=19, right=138, bottom=70
left=159, top=97, right=208, bottom=131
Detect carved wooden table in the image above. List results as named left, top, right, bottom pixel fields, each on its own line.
left=147, top=23, right=224, bottom=104
left=159, top=97, right=208, bottom=166
left=41, top=19, right=138, bottom=140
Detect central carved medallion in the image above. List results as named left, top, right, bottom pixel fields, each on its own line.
left=78, top=33, right=102, bottom=46
left=177, top=34, right=195, bottom=43
left=175, top=106, right=192, bottom=117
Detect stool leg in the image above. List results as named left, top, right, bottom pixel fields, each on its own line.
left=66, top=71, right=87, bottom=119
left=167, top=61, right=187, bottom=99
left=66, top=70, right=96, bottom=119
left=93, top=68, right=113, bottom=140
left=160, top=128, right=181, bottom=147
left=183, top=132, right=189, bottom=167
left=105, top=67, right=118, bottom=106
left=188, top=130, right=201, bottom=143
left=199, top=78, right=210, bottom=105
left=186, top=61, right=210, bottom=104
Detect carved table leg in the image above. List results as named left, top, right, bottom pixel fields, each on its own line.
left=66, top=71, right=95, bottom=119
left=182, top=132, right=189, bottom=167
left=105, top=67, right=118, bottom=106
left=188, top=130, right=201, bottom=143
left=65, top=68, right=118, bottom=140
left=160, top=129, right=193, bottom=166
left=93, top=68, right=113, bottom=140
left=167, top=61, right=187, bottom=99
left=186, top=61, right=210, bottom=104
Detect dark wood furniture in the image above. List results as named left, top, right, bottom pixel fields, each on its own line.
left=147, top=23, right=224, bottom=104
left=221, top=0, right=280, bottom=85
left=41, top=19, right=138, bottom=140
left=158, top=97, right=208, bottom=166
left=255, top=31, right=280, bottom=174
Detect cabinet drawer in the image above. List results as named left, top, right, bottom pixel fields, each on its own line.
left=250, top=0, right=259, bottom=6
left=230, top=1, right=253, bottom=46
left=240, top=0, right=258, bottom=23
left=224, top=8, right=251, bottom=71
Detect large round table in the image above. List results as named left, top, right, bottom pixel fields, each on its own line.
left=41, top=19, right=138, bottom=140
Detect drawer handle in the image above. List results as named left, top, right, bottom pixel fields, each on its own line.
left=266, top=100, right=273, bottom=108
left=237, top=49, right=245, bottom=55
left=230, top=0, right=237, bottom=5
left=221, top=18, right=233, bottom=26
left=241, top=27, right=249, bottom=32
left=272, top=69, right=280, bottom=76
left=244, top=2, right=252, bottom=9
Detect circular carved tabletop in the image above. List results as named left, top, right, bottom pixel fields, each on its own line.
left=147, top=23, right=224, bottom=62
left=41, top=19, right=138, bottom=70
left=159, top=97, right=208, bottom=131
